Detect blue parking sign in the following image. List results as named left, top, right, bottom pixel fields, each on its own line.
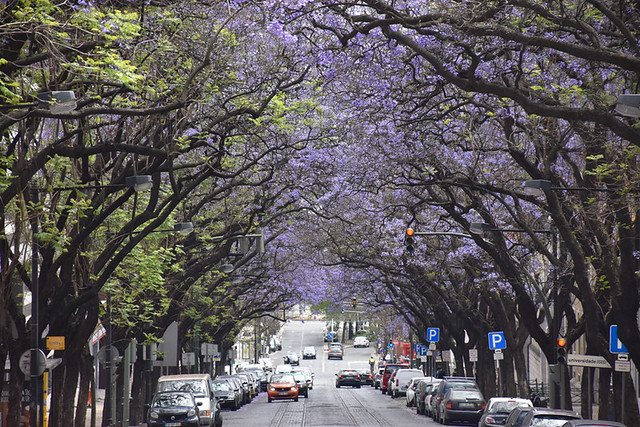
left=488, top=332, right=506, bottom=350
left=427, top=328, right=440, bottom=342
left=609, top=325, right=629, bottom=354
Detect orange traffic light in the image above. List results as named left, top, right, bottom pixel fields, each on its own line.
left=405, top=228, right=415, bottom=252
left=557, top=338, right=567, bottom=363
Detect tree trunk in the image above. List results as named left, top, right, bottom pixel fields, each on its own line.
left=597, top=369, right=611, bottom=420
left=7, top=347, right=26, bottom=427
left=74, top=347, right=93, bottom=427
left=129, top=347, right=147, bottom=426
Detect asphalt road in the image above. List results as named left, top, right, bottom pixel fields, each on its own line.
left=221, top=320, right=443, bottom=426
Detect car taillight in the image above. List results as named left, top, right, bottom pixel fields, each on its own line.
left=396, top=379, right=399, bottom=386
left=446, top=402, right=452, bottom=410
left=481, top=402, right=486, bottom=410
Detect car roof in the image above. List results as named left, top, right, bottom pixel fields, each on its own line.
left=158, top=374, right=210, bottom=381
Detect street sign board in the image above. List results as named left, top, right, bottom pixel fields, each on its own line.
left=469, top=349, right=478, bottom=362
left=19, top=349, right=47, bottom=376
left=488, top=332, right=506, bottom=350
left=182, top=352, right=196, bottom=366
left=493, top=350, right=504, bottom=361
left=415, top=344, right=427, bottom=356
left=609, top=325, right=629, bottom=354
left=46, top=336, right=65, bottom=351
left=615, top=360, right=631, bottom=372
left=427, top=328, right=440, bottom=342
left=567, top=354, right=611, bottom=368
left=213, top=352, right=221, bottom=362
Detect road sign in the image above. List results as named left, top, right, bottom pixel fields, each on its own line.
left=46, top=336, right=65, bottom=351
left=567, top=354, right=611, bottom=368
left=213, top=352, right=221, bottom=362
left=182, top=352, right=196, bottom=366
left=493, top=349, right=504, bottom=361
left=488, top=332, right=506, bottom=350
left=97, top=345, right=120, bottom=367
left=327, top=332, right=333, bottom=339
left=469, top=349, right=478, bottom=362
left=609, top=325, right=629, bottom=354
left=427, top=328, right=440, bottom=342
left=417, top=345, right=428, bottom=357
left=19, top=349, right=47, bottom=376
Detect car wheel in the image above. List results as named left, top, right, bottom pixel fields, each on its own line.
left=336, top=384, right=340, bottom=388
left=268, top=397, right=272, bottom=403
left=294, top=396, right=299, bottom=402
left=304, top=390, right=309, bottom=397
left=381, top=388, right=386, bottom=395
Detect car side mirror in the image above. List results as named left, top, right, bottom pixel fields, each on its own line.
left=197, top=402, right=203, bottom=406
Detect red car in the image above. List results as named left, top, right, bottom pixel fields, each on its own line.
left=267, top=373, right=299, bottom=402
left=380, top=363, right=409, bottom=394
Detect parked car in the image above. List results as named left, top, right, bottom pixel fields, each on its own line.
left=328, top=346, right=344, bottom=360
left=373, top=367, right=385, bottom=389
left=267, top=373, right=299, bottom=402
left=353, top=336, right=370, bottom=347
left=561, top=421, right=627, bottom=427
left=438, top=387, right=486, bottom=425
left=389, top=368, right=423, bottom=398
left=284, top=351, right=300, bottom=365
left=479, top=397, right=533, bottom=427
left=504, top=406, right=534, bottom=427
left=302, top=346, right=317, bottom=359
left=405, top=376, right=432, bottom=407
left=238, top=365, right=267, bottom=392
left=212, top=380, right=241, bottom=411
left=216, top=375, right=248, bottom=406
left=415, top=379, right=441, bottom=415
left=424, top=380, right=443, bottom=417
left=432, top=376, right=481, bottom=423
left=155, top=374, right=222, bottom=427
left=235, top=372, right=257, bottom=399
left=355, top=368, right=374, bottom=385
left=147, top=391, right=200, bottom=427
left=335, top=369, right=362, bottom=388
left=292, top=370, right=310, bottom=397
left=518, top=408, right=581, bottom=426
left=380, top=363, right=409, bottom=395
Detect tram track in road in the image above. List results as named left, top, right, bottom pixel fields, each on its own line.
left=332, top=386, right=390, bottom=426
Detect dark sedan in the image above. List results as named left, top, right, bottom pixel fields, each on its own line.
left=439, top=388, right=485, bottom=425
left=335, top=369, right=361, bottom=388
left=355, top=368, right=374, bottom=385
left=212, top=380, right=241, bottom=410
left=147, top=391, right=200, bottom=427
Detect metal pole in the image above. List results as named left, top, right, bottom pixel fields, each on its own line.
left=30, top=189, right=40, bottom=427
left=621, top=372, right=625, bottom=424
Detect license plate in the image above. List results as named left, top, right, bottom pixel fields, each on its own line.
left=165, top=423, right=181, bottom=427
left=278, top=392, right=289, bottom=396
left=459, top=403, right=475, bottom=409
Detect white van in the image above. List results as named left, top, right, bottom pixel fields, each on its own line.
left=156, top=373, right=222, bottom=427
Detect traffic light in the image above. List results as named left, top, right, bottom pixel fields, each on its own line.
left=405, top=228, right=415, bottom=253
left=557, top=338, right=567, bottom=363
left=352, top=298, right=357, bottom=309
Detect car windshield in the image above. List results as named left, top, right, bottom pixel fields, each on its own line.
left=212, top=382, right=231, bottom=391
left=450, top=390, right=482, bottom=399
left=339, top=370, right=357, bottom=376
left=157, top=380, right=206, bottom=397
left=271, top=374, right=295, bottom=383
left=531, top=418, right=577, bottom=427
left=489, top=401, right=531, bottom=413
left=152, top=392, right=194, bottom=407
left=293, top=372, right=306, bottom=381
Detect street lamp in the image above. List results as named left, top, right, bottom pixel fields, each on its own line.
left=523, top=179, right=615, bottom=196
left=1, top=90, right=77, bottom=113
left=468, top=221, right=555, bottom=236
left=616, top=94, right=640, bottom=118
